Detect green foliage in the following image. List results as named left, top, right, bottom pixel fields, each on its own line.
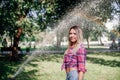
left=54, top=0, right=82, bottom=18
left=0, top=0, right=33, bottom=36
left=0, top=0, right=119, bottom=42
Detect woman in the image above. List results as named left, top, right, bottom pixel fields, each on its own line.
left=61, top=26, right=87, bottom=80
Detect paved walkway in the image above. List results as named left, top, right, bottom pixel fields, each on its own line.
left=0, top=49, right=120, bottom=55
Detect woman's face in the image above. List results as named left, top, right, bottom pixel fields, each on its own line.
left=69, top=29, right=78, bottom=43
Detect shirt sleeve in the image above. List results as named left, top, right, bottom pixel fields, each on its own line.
left=61, top=50, right=68, bottom=70
left=77, top=46, right=87, bottom=73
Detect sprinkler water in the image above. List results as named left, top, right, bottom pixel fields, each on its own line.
left=11, top=0, right=119, bottom=79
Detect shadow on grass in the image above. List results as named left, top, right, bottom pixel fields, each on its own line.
left=0, top=53, right=63, bottom=80
left=0, top=60, right=18, bottom=80
left=0, top=54, right=31, bottom=80
left=87, top=56, right=120, bottom=67
left=15, top=70, right=38, bottom=80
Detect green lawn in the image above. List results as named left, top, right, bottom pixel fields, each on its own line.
left=0, top=52, right=120, bottom=80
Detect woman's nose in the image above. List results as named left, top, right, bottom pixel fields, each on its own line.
left=70, top=34, right=74, bottom=37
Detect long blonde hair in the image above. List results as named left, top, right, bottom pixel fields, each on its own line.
left=65, top=25, right=83, bottom=54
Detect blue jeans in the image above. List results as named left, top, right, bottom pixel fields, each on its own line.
left=66, top=70, right=78, bottom=80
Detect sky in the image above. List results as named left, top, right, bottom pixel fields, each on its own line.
left=105, top=2, right=120, bottom=31
left=105, top=14, right=119, bottom=31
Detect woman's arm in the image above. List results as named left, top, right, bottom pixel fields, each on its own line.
left=77, top=45, right=87, bottom=80
left=78, top=71, right=84, bottom=80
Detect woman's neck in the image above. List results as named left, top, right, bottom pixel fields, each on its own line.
left=70, top=42, right=82, bottom=48
left=70, top=43, right=77, bottom=48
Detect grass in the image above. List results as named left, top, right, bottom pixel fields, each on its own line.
left=0, top=51, right=120, bottom=80
left=87, top=54, right=120, bottom=61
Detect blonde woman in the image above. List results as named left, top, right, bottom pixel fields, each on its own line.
left=61, top=26, right=87, bottom=80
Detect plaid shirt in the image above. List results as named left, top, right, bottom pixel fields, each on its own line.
left=61, top=44, right=87, bottom=73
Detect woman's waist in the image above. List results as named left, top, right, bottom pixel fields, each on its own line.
left=65, top=67, right=77, bottom=73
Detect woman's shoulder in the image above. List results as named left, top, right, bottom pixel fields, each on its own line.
left=64, top=48, right=73, bottom=55
left=79, top=43, right=85, bottom=48
left=77, top=43, right=87, bottom=54
left=64, top=48, right=69, bottom=55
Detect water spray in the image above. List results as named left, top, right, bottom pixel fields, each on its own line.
left=10, top=0, right=110, bottom=79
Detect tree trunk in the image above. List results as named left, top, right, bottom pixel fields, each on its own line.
left=100, top=37, right=104, bottom=45
left=10, top=35, right=13, bottom=47
left=56, top=32, right=63, bottom=48
left=56, top=36, right=62, bottom=48
left=87, top=38, right=90, bottom=48
left=11, top=28, right=22, bottom=61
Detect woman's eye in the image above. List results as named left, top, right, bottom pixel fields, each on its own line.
left=69, top=33, right=76, bottom=35
left=74, top=33, right=76, bottom=35
left=69, top=33, right=72, bottom=35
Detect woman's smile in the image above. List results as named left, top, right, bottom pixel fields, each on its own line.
left=69, top=29, right=77, bottom=43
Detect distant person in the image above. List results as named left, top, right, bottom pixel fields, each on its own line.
left=61, top=26, right=87, bottom=80
left=118, top=38, right=120, bottom=49
left=110, top=39, right=117, bottom=50
left=2, top=38, right=8, bottom=47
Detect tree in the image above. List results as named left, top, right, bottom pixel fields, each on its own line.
left=0, top=0, right=60, bottom=61
left=0, top=0, right=119, bottom=49
left=82, top=20, right=95, bottom=48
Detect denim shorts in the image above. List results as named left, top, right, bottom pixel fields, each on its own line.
left=66, top=70, right=78, bottom=80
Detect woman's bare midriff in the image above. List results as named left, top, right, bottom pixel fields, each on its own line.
left=65, top=67, right=77, bottom=73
